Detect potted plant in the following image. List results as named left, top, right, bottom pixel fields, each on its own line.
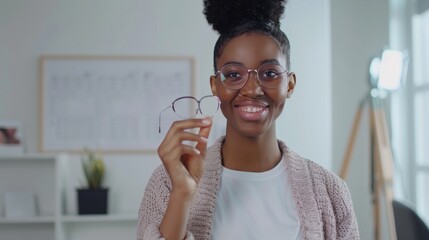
left=77, top=148, right=108, bottom=215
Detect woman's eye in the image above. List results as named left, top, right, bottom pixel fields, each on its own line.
left=225, top=72, right=241, bottom=79
left=262, top=70, right=279, bottom=78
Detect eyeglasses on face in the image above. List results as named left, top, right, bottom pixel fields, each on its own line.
left=215, top=63, right=289, bottom=90
left=158, top=95, right=221, bottom=133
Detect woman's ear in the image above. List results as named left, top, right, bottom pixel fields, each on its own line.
left=287, top=72, right=296, bottom=98
left=210, top=75, right=217, bottom=96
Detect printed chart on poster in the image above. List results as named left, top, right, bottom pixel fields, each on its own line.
left=40, top=56, right=194, bottom=153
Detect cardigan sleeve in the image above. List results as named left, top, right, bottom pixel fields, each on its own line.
left=306, top=160, right=360, bottom=240
left=319, top=166, right=360, bottom=240
left=136, top=165, right=195, bottom=240
left=333, top=179, right=360, bottom=240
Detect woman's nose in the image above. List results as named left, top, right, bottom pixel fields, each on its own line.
left=239, top=71, right=264, bottom=96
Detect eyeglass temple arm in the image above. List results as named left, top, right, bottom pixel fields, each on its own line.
left=158, top=105, right=172, bottom=133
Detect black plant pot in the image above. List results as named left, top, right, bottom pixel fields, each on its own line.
left=77, top=188, right=108, bottom=215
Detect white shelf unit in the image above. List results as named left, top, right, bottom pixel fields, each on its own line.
left=0, top=155, right=56, bottom=240
left=0, top=154, right=139, bottom=240
left=0, top=216, right=55, bottom=224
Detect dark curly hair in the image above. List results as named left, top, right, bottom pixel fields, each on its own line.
left=203, top=0, right=290, bottom=72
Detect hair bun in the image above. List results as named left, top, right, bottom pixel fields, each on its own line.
left=203, top=0, right=288, bottom=34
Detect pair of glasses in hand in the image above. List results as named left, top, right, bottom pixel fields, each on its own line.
left=158, top=95, right=221, bottom=133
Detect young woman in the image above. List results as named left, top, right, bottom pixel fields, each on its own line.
left=137, top=0, right=360, bottom=239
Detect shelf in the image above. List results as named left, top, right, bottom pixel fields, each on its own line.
left=0, top=153, right=142, bottom=240
left=0, top=154, right=56, bottom=161
left=0, top=216, right=55, bottom=224
left=0, top=215, right=136, bottom=224
left=60, top=214, right=137, bottom=223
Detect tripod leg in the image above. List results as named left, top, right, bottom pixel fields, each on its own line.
left=339, top=104, right=365, bottom=180
left=372, top=108, right=397, bottom=240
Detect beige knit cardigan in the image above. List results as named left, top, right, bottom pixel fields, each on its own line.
left=137, top=137, right=360, bottom=240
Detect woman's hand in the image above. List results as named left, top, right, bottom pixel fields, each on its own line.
left=158, top=118, right=213, bottom=239
left=157, top=117, right=212, bottom=197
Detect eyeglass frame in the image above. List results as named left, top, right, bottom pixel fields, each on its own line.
left=158, top=95, right=221, bottom=133
left=214, top=62, right=291, bottom=90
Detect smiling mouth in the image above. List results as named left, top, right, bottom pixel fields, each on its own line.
left=238, top=106, right=267, bottom=113
left=234, top=105, right=269, bottom=121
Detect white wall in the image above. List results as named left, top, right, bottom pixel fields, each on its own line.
left=280, top=0, right=332, bottom=169
left=0, top=0, right=217, bottom=153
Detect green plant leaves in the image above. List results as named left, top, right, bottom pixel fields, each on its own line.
left=81, top=148, right=105, bottom=189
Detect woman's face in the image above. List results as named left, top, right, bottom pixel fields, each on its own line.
left=210, top=32, right=296, bottom=138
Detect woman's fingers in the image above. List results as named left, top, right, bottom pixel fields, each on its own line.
left=195, top=118, right=212, bottom=155
left=159, top=131, right=207, bottom=159
left=163, top=118, right=212, bottom=142
left=158, top=118, right=212, bottom=166
left=159, top=119, right=212, bottom=154
left=157, top=117, right=213, bottom=189
left=161, top=142, right=202, bottom=163
left=160, top=143, right=205, bottom=183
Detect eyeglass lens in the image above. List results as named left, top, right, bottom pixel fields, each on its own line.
left=220, top=63, right=286, bottom=89
left=158, top=95, right=220, bottom=133
left=173, top=95, right=220, bottom=119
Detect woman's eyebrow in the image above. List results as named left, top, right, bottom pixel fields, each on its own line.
left=222, top=59, right=281, bottom=66
left=222, top=61, right=243, bottom=66
left=260, top=59, right=280, bottom=65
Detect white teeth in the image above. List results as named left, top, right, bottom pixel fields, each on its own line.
left=240, top=106, right=264, bottom=113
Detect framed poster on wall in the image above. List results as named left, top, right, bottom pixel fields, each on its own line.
left=40, top=55, right=194, bottom=153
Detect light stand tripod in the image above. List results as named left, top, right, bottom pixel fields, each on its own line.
left=339, top=92, right=397, bottom=240
left=339, top=48, right=407, bottom=240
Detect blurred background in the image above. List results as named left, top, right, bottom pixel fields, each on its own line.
left=0, top=0, right=428, bottom=239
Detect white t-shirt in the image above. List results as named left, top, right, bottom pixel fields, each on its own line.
left=211, top=157, right=303, bottom=240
